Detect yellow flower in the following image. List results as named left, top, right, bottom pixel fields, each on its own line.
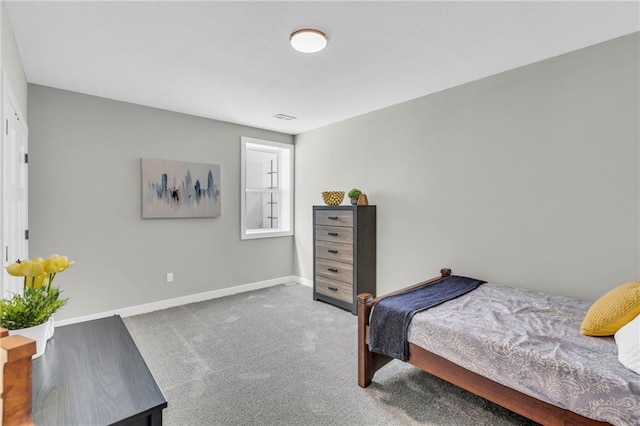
left=6, top=262, right=24, bottom=277
left=31, top=274, right=50, bottom=289
left=20, top=259, right=45, bottom=277
left=24, top=273, right=48, bottom=289
left=6, top=254, right=73, bottom=293
left=44, top=254, right=74, bottom=273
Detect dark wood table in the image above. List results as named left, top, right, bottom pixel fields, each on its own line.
left=32, top=315, right=167, bottom=425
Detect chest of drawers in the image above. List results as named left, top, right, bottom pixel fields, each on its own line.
left=313, top=205, right=376, bottom=314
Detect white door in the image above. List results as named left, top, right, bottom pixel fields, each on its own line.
left=1, top=75, right=28, bottom=299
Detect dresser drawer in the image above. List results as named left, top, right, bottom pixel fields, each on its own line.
left=315, top=240, right=353, bottom=264
left=315, top=210, right=354, bottom=227
left=315, top=276, right=353, bottom=304
left=315, top=225, right=353, bottom=245
left=315, top=258, right=353, bottom=284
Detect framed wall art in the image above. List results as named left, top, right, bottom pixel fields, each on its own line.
left=141, top=158, right=221, bottom=218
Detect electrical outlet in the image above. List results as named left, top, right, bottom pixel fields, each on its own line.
left=166, top=272, right=174, bottom=283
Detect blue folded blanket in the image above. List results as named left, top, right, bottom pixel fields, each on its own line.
left=368, top=275, right=486, bottom=361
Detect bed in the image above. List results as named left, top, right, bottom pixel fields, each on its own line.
left=357, top=268, right=640, bottom=426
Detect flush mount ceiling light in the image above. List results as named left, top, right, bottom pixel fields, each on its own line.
left=290, top=29, right=328, bottom=53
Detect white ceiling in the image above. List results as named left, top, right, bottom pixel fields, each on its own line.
left=5, top=1, right=640, bottom=135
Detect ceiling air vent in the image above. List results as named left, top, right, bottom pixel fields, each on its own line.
left=273, top=114, right=297, bottom=121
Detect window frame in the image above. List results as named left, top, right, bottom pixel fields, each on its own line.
left=240, top=137, right=294, bottom=240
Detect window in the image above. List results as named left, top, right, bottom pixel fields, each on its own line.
left=241, top=137, right=294, bottom=239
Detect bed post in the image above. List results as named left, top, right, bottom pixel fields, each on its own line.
left=358, top=292, right=394, bottom=388
left=357, top=293, right=373, bottom=387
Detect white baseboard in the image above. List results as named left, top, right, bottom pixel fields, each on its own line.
left=298, top=277, right=313, bottom=287
left=55, top=275, right=306, bottom=327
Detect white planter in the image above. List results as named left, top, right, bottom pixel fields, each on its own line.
left=46, top=316, right=55, bottom=340
left=8, top=321, right=50, bottom=358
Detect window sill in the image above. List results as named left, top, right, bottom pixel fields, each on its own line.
left=241, top=229, right=294, bottom=240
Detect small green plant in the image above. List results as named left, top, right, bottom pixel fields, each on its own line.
left=0, top=287, right=68, bottom=330
left=348, top=188, right=362, bottom=199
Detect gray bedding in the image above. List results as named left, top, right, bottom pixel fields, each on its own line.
left=407, top=284, right=640, bottom=426
left=369, top=275, right=485, bottom=361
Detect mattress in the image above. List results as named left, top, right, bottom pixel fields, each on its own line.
left=407, top=283, right=640, bottom=426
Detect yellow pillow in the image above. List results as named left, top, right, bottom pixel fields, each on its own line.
left=581, top=282, right=640, bottom=336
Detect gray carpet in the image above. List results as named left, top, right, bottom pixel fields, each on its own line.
left=123, top=284, right=539, bottom=426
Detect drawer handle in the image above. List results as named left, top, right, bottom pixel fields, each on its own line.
left=328, top=268, right=339, bottom=273
left=328, top=286, right=338, bottom=292
left=327, top=232, right=338, bottom=236
left=328, top=249, right=338, bottom=254
left=328, top=216, right=338, bottom=220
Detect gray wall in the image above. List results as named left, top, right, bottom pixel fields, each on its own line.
left=294, top=33, right=640, bottom=302
left=28, top=85, right=294, bottom=320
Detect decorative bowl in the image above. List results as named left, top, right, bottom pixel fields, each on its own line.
left=321, top=191, right=345, bottom=206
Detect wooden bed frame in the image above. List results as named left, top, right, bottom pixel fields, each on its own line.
left=357, top=268, right=609, bottom=426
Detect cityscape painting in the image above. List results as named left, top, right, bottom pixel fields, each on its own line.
left=141, top=158, right=221, bottom=218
